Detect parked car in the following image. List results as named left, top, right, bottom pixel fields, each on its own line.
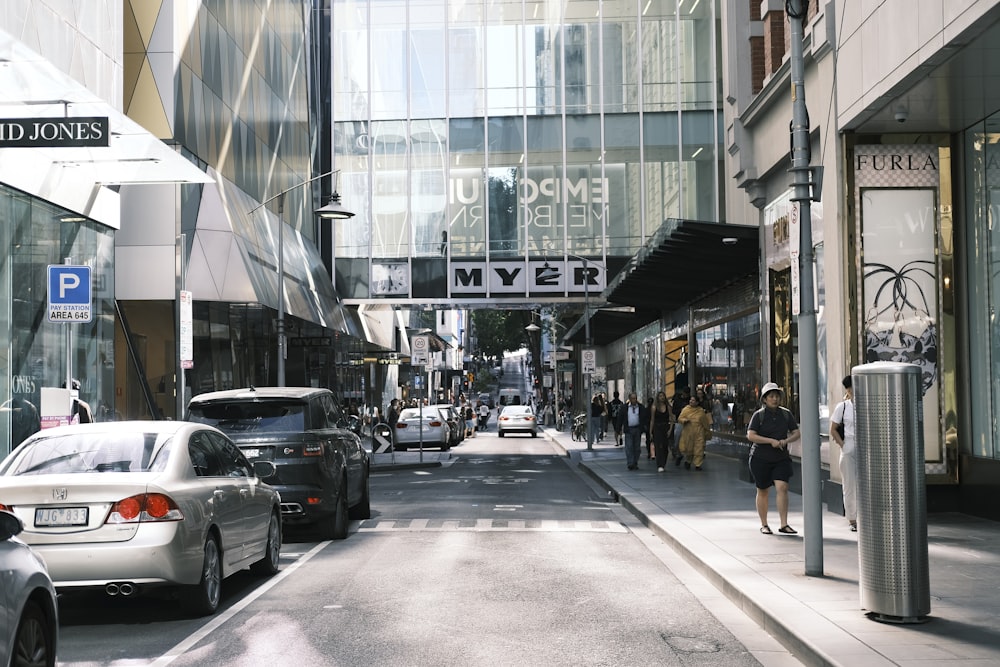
left=0, top=421, right=281, bottom=617
left=393, top=407, right=452, bottom=450
left=186, top=387, right=371, bottom=540
left=1, top=510, right=58, bottom=667
left=497, top=405, right=538, bottom=437
left=432, top=404, right=464, bottom=447
left=477, top=392, right=495, bottom=409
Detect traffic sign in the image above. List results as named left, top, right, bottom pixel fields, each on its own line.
left=412, top=334, right=429, bottom=366
left=47, top=265, right=92, bottom=323
left=582, top=348, right=596, bottom=374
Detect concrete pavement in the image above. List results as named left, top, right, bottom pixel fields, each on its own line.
left=541, top=426, right=1000, bottom=667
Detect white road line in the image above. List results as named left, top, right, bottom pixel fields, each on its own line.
left=356, top=519, right=627, bottom=533
left=148, top=541, right=329, bottom=667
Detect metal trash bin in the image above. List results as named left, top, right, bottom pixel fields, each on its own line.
left=853, top=362, right=930, bottom=623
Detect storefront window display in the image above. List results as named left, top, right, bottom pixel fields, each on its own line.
left=0, top=186, right=114, bottom=456
left=694, top=312, right=761, bottom=433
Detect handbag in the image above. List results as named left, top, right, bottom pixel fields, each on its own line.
left=834, top=421, right=845, bottom=440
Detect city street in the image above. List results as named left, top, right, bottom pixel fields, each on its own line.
left=52, top=431, right=787, bottom=666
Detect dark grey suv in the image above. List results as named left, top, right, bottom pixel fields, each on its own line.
left=186, top=387, right=370, bottom=539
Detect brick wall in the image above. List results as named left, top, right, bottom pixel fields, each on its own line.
left=763, top=8, right=787, bottom=78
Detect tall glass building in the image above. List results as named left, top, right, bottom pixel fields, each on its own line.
left=330, top=0, right=724, bottom=304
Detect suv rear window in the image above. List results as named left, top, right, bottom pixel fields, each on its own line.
left=188, top=401, right=306, bottom=433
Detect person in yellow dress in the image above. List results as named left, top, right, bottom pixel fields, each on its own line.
left=678, top=394, right=711, bottom=470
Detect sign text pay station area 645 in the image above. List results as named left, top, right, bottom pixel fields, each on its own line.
left=47, top=265, right=92, bottom=323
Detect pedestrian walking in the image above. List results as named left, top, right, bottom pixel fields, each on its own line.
left=614, top=392, right=649, bottom=470
left=588, top=393, right=606, bottom=447
left=608, top=391, right=624, bottom=446
left=746, top=382, right=800, bottom=535
left=671, top=387, right=690, bottom=465
left=478, top=400, right=490, bottom=431
left=830, top=375, right=857, bottom=532
left=650, top=391, right=674, bottom=472
left=386, top=398, right=401, bottom=450
left=678, top=394, right=711, bottom=471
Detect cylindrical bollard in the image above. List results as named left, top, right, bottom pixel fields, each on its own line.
left=853, top=362, right=930, bottom=623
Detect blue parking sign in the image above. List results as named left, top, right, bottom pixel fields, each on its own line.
left=47, top=265, right=92, bottom=323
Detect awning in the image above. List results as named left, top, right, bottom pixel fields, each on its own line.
left=561, top=308, right=661, bottom=347
left=184, top=174, right=363, bottom=339
left=606, top=219, right=759, bottom=310
left=0, top=27, right=212, bottom=228
left=564, top=219, right=759, bottom=345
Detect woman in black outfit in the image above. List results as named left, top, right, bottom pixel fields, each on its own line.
left=650, top=391, right=674, bottom=472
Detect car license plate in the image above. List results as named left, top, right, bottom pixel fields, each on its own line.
left=35, top=507, right=89, bottom=527
left=242, top=448, right=260, bottom=459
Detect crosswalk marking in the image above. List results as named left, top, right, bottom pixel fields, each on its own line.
left=357, top=518, right=627, bottom=533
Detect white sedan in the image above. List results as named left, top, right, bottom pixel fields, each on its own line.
left=392, top=407, right=452, bottom=450
left=1, top=510, right=58, bottom=667
left=497, top=405, right=538, bottom=437
left=0, top=421, right=282, bottom=617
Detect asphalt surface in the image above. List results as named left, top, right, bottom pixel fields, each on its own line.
left=373, top=426, right=1000, bottom=666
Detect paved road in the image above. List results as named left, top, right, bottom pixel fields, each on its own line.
left=54, top=433, right=791, bottom=666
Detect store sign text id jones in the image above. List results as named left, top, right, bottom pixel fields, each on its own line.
left=0, top=116, right=109, bottom=148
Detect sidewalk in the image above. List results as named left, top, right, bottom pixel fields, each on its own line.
left=542, top=427, right=1000, bottom=667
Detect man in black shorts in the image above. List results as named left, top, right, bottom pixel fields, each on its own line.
left=746, top=382, right=800, bottom=535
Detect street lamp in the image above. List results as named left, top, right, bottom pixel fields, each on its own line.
left=249, top=169, right=354, bottom=387
left=526, top=314, right=571, bottom=428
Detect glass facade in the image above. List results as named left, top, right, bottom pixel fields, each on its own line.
left=332, top=0, right=722, bottom=302
left=965, top=114, right=1000, bottom=460
left=0, top=185, right=115, bottom=455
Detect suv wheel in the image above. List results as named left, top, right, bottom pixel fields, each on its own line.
left=321, top=484, right=349, bottom=540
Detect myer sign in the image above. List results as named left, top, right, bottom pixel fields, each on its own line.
left=451, top=260, right=605, bottom=296
left=0, top=117, right=109, bottom=148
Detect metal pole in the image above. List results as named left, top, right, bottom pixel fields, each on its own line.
left=788, top=0, right=823, bottom=575
left=584, top=258, right=593, bottom=450
left=277, top=195, right=286, bottom=387
left=177, top=234, right=187, bottom=419
left=64, top=257, right=73, bottom=397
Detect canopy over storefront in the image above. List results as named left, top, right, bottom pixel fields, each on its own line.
left=564, top=219, right=759, bottom=345
left=0, top=27, right=212, bottom=228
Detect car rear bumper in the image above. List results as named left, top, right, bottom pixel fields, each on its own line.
left=271, top=484, right=337, bottom=525
left=28, top=522, right=203, bottom=589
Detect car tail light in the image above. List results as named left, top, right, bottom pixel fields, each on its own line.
left=0, top=503, right=12, bottom=511
left=107, top=493, right=184, bottom=524
left=499, top=416, right=509, bottom=421
left=306, top=497, right=322, bottom=505
left=303, top=442, right=324, bottom=457
left=525, top=416, right=535, bottom=421
left=396, top=423, right=407, bottom=429
left=429, top=420, right=443, bottom=427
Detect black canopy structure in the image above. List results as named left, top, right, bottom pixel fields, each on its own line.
left=563, top=219, right=760, bottom=345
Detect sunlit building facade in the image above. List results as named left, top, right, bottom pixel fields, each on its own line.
left=330, top=0, right=725, bottom=306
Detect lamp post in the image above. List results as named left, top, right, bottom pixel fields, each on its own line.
left=526, top=313, right=570, bottom=429
left=788, top=0, right=823, bottom=575
left=249, top=169, right=354, bottom=387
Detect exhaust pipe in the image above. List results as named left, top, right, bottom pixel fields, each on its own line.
left=105, top=582, right=137, bottom=597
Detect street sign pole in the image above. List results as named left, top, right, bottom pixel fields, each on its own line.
left=64, top=258, right=72, bottom=393
left=412, top=334, right=430, bottom=464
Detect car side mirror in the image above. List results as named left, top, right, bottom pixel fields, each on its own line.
left=0, top=510, right=24, bottom=541
left=253, top=460, right=277, bottom=479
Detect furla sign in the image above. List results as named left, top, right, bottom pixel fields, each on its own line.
left=0, top=117, right=109, bottom=148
